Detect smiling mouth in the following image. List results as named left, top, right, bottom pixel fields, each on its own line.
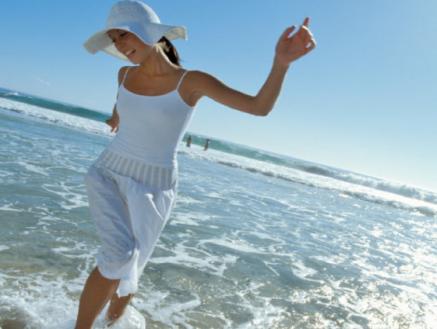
left=125, top=49, right=135, bottom=56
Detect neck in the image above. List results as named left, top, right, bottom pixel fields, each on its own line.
left=137, top=45, right=179, bottom=77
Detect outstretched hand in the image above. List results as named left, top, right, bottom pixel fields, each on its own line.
left=275, top=17, right=316, bottom=67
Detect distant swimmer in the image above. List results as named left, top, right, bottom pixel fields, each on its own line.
left=186, top=135, right=192, bottom=147
left=204, top=138, right=210, bottom=151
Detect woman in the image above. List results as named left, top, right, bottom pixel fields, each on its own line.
left=76, top=0, right=315, bottom=328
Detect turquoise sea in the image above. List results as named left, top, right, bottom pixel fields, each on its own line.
left=0, top=87, right=436, bottom=328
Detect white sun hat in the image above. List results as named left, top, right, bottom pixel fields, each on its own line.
left=83, top=0, right=187, bottom=61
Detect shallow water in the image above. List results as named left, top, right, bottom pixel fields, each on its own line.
left=0, top=101, right=436, bottom=328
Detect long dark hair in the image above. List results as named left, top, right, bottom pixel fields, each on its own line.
left=158, top=36, right=181, bottom=66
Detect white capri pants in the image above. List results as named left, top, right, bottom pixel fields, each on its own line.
left=84, top=148, right=178, bottom=297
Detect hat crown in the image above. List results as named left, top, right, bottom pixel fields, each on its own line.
left=106, top=0, right=161, bottom=27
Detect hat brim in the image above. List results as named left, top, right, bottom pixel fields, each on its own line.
left=83, top=23, right=187, bottom=61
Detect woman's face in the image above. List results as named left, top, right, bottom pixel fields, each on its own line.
left=107, top=29, right=152, bottom=64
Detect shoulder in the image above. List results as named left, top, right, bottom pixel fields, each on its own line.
left=183, top=70, right=221, bottom=95
left=184, top=70, right=214, bottom=83
left=117, top=66, right=132, bottom=85
left=174, top=69, right=216, bottom=106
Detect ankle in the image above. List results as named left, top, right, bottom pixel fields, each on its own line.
left=105, top=293, right=134, bottom=323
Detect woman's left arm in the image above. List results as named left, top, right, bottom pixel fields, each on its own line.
left=195, top=17, right=316, bottom=116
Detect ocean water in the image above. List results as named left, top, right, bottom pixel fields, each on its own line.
left=0, top=87, right=436, bottom=329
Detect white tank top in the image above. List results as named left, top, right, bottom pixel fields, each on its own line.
left=106, top=67, right=195, bottom=167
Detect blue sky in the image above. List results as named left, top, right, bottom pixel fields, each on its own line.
left=1, top=1, right=436, bottom=192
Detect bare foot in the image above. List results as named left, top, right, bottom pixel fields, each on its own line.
left=105, top=293, right=134, bottom=326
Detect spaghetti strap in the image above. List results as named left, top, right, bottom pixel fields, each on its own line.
left=121, top=67, right=130, bottom=86
left=176, top=70, right=189, bottom=91
left=116, top=67, right=130, bottom=100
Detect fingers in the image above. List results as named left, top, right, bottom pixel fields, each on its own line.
left=280, top=25, right=296, bottom=40
left=297, top=23, right=315, bottom=47
left=105, top=116, right=120, bottom=133
left=106, top=120, right=118, bottom=133
left=281, top=17, right=311, bottom=42
left=300, top=25, right=314, bottom=38
left=298, top=31, right=316, bottom=55
left=304, top=33, right=316, bottom=48
left=305, top=38, right=317, bottom=52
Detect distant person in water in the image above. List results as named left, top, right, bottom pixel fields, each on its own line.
left=78, top=0, right=316, bottom=327
left=204, top=138, right=210, bottom=151
left=186, top=135, right=192, bottom=147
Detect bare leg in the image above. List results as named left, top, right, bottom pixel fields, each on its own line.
left=74, top=266, right=120, bottom=329
left=105, top=293, right=135, bottom=326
